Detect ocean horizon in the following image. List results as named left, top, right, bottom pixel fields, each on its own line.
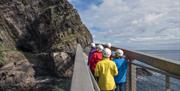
left=138, top=50, right=180, bottom=61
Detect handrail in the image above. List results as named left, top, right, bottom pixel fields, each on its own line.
left=124, top=49, right=180, bottom=77
left=83, top=53, right=101, bottom=91
left=70, top=44, right=98, bottom=91
left=89, top=69, right=101, bottom=91
left=130, top=62, right=180, bottom=79
left=100, top=44, right=180, bottom=78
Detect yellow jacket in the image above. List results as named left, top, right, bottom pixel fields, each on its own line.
left=95, top=58, right=118, bottom=90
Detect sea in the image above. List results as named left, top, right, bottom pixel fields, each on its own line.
left=139, top=50, right=180, bottom=61
left=137, top=50, right=180, bottom=91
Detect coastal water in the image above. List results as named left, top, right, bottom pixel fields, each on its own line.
left=31, top=76, right=71, bottom=91
left=137, top=50, right=180, bottom=91
left=139, top=50, right=180, bottom=61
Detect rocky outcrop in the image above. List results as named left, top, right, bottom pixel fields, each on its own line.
left=0, top=0, right=92, bottom=90
left=0, top=0, right=92, bottom=53
left=0, top=50, right=35, bottom=91
left=52, top=52, right=74, bottom=77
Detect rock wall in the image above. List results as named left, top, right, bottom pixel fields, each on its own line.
left=0, top=51, right=35, bottom=91
left=0, top=0, right=92, bottom=53
left=0, top=0, right=92, bottom=90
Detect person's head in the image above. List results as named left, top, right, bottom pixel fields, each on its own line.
left=103, top=48, right=112, bottom=58
left=91, top=43, right=96, bottom=48
left=115, top=49, right=124, bottom=58
left=106, top=43, right=112, bottom=48
left=96, top=44, right=104, bottom=52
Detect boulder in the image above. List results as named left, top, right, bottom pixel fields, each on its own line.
left=51, top=52, right=74, bottom=78
left=0, top=51, right=35, bottom=91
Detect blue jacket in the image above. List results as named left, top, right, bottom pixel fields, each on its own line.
left=113, top=57, right=127, bottom=83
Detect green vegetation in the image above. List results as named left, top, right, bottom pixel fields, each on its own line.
left=0, top=53, right=4, bottom=65
left=0, top=43, right=16, bottom=65
left=23, top=52, right=34, bottom=58
left=0, top=43, right=16, bottom=51
left=51, top=33, right=77, bottom=51
left=0, top=43, right=4, bottom=65
left=21, top=0, right=28, bottom=5
left=62, top=33, right=76, bottom=43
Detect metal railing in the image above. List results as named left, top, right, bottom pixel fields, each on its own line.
left=129, top=61, right=180, bottom=91
left=70, top=44, right=100, bottom=91
left=109, top=46, right=180, bottom=91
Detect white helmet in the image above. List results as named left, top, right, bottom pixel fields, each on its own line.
left=103, top=48, right=112, bottom=58
left=106, top=43, right=112, bottom=48
left=116, top=49, right=124, bottom=56
left=97, top=44, right=104, bottom=51
left=91, top=43, right=96, bottom=48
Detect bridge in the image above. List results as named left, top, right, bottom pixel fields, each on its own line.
left=70, top=44, right=180, bottom=91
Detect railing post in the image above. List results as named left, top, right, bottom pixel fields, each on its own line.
left=165, top=75, right=171, bottom=91
left=127, top=60, right=131, bottom=91
left=131, top=64, right=136, bottom=91
left=127, top=61, right=136, bottom=91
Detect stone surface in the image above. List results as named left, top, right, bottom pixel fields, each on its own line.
left=0, top=0, right=93, bottom=90
left=0, top=0, right=92, bottom=53
left=0, top=51, right=35, bottom=91
left=52, top=52, right=74, bottom=77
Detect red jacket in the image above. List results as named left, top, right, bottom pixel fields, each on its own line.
left=88, top=50, right=103, bottom=74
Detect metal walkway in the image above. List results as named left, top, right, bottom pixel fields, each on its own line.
left=70, top=44, right=180, bottom=91
left=70, top=44, right=100, bottom=91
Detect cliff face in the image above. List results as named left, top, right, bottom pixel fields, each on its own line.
left=0, top=0, right=92, bottom=90
left=0, top=0, right=92, bottom=52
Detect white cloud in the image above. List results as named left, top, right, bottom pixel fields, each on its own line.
left=129, top=35, right=179, bottom=42
left=144, top=13, right=164, bottom=24
left=71, top=0, right=180, bottom=50
left=131, top=20, right=139, bottom=25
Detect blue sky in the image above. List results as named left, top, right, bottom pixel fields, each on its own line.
left=68, top=0, right=180, bottom=50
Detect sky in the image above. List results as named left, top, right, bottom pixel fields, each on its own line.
left=68, top=0, right=180, bottom=50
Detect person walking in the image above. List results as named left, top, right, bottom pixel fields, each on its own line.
left=88, top=44, right=104, bottom=74
left=106, top=43, right=112, bottom=49
left=88, top=43, right=96, bottom=63
left=113, top=49, right=127, bottom=91
left=95, top=48, right=118, bottom=91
